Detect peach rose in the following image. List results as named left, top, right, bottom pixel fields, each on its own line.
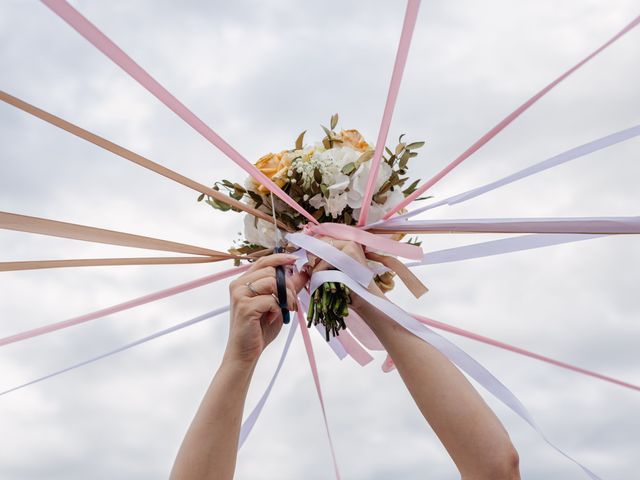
left=338, top=129, right=371, bottom=152
left=253, top=151, right=291, bottom=193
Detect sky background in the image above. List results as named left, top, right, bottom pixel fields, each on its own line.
left=0, top=0, right=639, bottom=478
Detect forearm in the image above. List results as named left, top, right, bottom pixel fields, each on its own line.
left=170, top=355, right=257, bottom=480
left=353, top=290, right=518, bottom=478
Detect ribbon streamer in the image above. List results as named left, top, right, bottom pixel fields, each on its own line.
left=385, top=13, right=640, bottom=218
left=391, top=124, right=640, bottom=221
left=0, top=256, right=227, bottom=272
left=406, top=233, right=603, bottom=266
left=296, top=304, right=342, bottom=480
left=41, top=0, right=317, bottom=225
left=0, top=91, right=285, bottom=229
left=358, top=0, right=421, bottom=225
left=0, top=211, right=230, bottom=257
left=371, top=216, right=640, bottom=235
left=0, top=265, right=247, bottom=348
left=414, top=314, right=640, bottom=392
left=239, top=318, right=298, bottom=448
left=0, top=305, right=230, bottom=397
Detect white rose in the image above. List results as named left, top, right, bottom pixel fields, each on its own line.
left=243, top=215, right=280, bottom=248
left=347, top=160, right=392, bottom=209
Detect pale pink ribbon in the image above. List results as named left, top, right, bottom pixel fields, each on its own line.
left=41, top=0, right=316, bottom=225
left=0, top=265, right=248, bottom=347
left=358, top=0, right=421, bottom=225
left=296, top=304, right=342, bottom=479
left=306, top=223, right=423, bottom=259
left=385, top=13, right=640, bottom=219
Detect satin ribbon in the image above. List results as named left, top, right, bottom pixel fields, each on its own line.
left=385, top=13, right=640, bottom=219
left=358, top=0, right=421, bottom=225
left=390, top=124, right=640, bottom=222
left=296, top=304, right=342, bottom=479
left=0, top=265, right=248, bottom=348
left=239, top=317, right=298, bottom=448
left=0, top=305, right=230, bottom=396
left=413, top=314, right=640, bottom=392
left=0, top=211, right=230, bottom=257
left=365, top=251, right=428, bottom=298
left=309, top=270, right=600, bottom=479
left=0, top=91, right=284, bottom=229
left=0, top=256, right=228, bottom=272
left=307, top=223, right=423, bottom=259
left=41, top=0, right=317, bottom=225
left=406, top=233, right=603, bottom=266
left=371, top=216, right=640, bottom=235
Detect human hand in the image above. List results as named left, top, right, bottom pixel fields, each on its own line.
left=226, top=254, right=309, bottom=366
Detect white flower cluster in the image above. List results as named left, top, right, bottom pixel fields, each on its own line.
left=292, top=144, right=404, bottom=222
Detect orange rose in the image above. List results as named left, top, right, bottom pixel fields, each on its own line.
left=254, top=151, right=291, bottom=193
left=339, top=129, right=370, bottom=152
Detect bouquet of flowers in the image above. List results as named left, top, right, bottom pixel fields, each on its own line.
left=198, top=114, right=426, bottom=339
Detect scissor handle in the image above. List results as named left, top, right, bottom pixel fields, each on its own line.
left=274, top=246, right=290, bottom=324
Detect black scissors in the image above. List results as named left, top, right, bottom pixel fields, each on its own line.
left=270, top=193, right=290, bottom=324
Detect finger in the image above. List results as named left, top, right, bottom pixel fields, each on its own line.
left=246, top=275, right=297, bottom=299
left=245, top=253, right=297, bottom=273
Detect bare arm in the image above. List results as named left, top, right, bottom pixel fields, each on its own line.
left=314, top=239, right=520, bottom=480
left=170, top=253, right=305, bottom=480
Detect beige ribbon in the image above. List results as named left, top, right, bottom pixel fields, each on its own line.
left=0, top=256, right=228, bottom=272
left=0, top=90, right=289, bottom=230
left=0, top=211, right=232, bottom=257
left=366, top=251, right=428, bottom=298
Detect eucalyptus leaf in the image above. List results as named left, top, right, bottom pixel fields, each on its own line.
left=341, top=162, right=356, bottom=175
left=197, top=193, right=205, bottom=202
left=295, top=130, right=306, bottom=150
left=406, top=141, right=425, bottom=150
left=330, top=113, right=339, bottom=130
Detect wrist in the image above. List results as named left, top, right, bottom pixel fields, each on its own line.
left=222, top=348, right=260, bottom=374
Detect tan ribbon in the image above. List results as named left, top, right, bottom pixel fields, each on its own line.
left=0, top=90, right=289, bottom=231
left=0, top=256, right=228, bottom=272
left=366, top=251, right=428, bottom=298
left=0, top=211, right=231, bottom=257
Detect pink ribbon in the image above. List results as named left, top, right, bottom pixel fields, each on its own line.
left=41, top=0, right=317, bottom=225
left=296, top=304, right=342, bottom=480
left=358, top=0, right=421, bottom=225
left=0, top=265, right=248, bottom=348
left=385, top=13, right=640, bottom=219
left=307, top=223, right=423, bottom=259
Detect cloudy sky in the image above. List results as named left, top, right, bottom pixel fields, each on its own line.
left=0, top=0, right=638, bottom=478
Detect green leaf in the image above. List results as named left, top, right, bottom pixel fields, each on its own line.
left=406, top=141, right=425, bottom=150
left=295, top=130, right=306, bottom=150
left=320, top=183, right=330, bottom=197
left=341, top=162, right=356, bottom=175
left=395, top=143, right=405, bottom=155
left=197, top=193, right=205, bottom=202
left=398, top=133, right=406, bottom=144
left=330, top=113, right=339, bottom=130
left=384, top=146, right=394, bottom=157
left=402, top=179, right=420, bottom=196
left=314, top=167, right=323, bottom=183
left=221, top=179, right=235, bottom=189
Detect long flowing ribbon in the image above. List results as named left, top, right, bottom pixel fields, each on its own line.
left=406, top=234, right=603, bottom=266
left=0, top=256, right=228, bottom=272
left=391, top=124, right=640, bottom=221
left=0, top=265, right=248, bottom=348
left=239, top=318, right=298, bottom=448
left=0, top=91, right=284, bottom=228
left=358, top=0, right=421, bottom=226
left=296, top=304, right=342, bottom=480
left=41, top=0, right=316, bottom=224
left=310, top=270, right=600, bottom=479
left=385, top=13, right=640, bottom=218
left=0, top=305, right=230, bottom=396
left=414, top=314, right=640, bottom=392
left=0, top=211, right=230, bottom=257
left=371, top=216, right=640, bottom=235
